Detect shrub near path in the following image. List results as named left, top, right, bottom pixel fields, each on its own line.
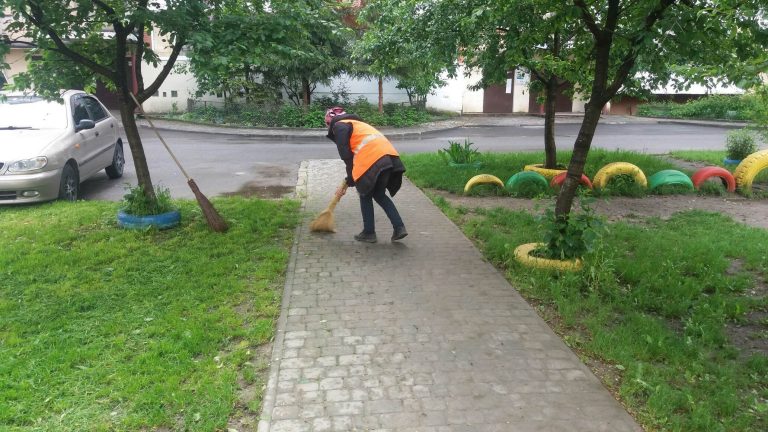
left=0, top=198, right=299, bottom=431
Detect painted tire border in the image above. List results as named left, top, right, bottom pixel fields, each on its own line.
left=513, top=243, right=582, bottom=272
left=463, top=174, right=505, bottom=194
left=691, top=166, right=736, bottom=192
left=733, top=150, right=768, bottom=191
left=647, top=169, right=694, bottom=192
left=117, top=209, right=181, bottom=230
left=505, top=171, right=550, bottom=193
left=523, top=164, right=567, bottom=180
left=592, top=162, right=648, bottom=189
left=550, top=172, right=593, bottom=189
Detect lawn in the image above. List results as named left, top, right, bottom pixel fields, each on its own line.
left=0, top=197, right=299, bottom=431
left=404, top=151, right=767, bottom=431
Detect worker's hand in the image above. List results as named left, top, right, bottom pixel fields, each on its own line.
left=335, top=185, right=347, bottom=198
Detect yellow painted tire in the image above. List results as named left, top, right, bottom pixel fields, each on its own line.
left=513, top=243, right=582, bottom=272
left=523, top=164, right=567, bottom=180
left=464, top=174, right=505, bottom=194
left=592, top=162, right=648, bottom=189
left=733, top=150, right=768, bottom=191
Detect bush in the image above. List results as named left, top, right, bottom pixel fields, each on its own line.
left=725, top=129, right=758, bottom=160
left=438, top=139, right=480, bottom=165
left=172, top=98, right=441, bottom=128
left=535, top=200, right=606, bottom=260
left=637, top=95, right=760, bottom=121
left=121, top=184, right=175, bottom=216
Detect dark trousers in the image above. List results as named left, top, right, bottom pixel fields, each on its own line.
left=359, top=169, right=404, bottom=234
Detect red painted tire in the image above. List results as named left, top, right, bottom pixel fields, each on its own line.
left=550, top=172, right=593, bottom=189
left=691, top=166, right=736, bottom=192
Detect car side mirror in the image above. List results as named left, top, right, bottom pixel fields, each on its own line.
left=75, top=119, right=95, bottom=132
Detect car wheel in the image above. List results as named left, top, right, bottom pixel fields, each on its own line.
left=105, top=142, right=125, bottom=179
left=59, top=163, right=79, bottom=201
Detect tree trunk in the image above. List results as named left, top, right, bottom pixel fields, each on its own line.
left=302, top=78, right=311, bottom=107
left=543, top=77, right=558, bottom=169
left=378, top=77, right=383, bottom=113
left=555, top=100, right=603, bottom=218
left=554, top=20, right=615, bottom=220
left=119, top=94, right=156, bottom=202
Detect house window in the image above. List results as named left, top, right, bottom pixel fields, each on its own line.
left=162, top=92, right=167, bottom=97
left=154, top=91, right=159, bottom=97
left=171, top=90, right=178, bottom=97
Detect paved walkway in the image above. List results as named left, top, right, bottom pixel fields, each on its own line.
left=258, top=159, right=642, bottom=432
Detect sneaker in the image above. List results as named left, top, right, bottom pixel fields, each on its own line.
left=391, top=226, right=408, bottom=241
left=354, top=231, right=377, bottom=243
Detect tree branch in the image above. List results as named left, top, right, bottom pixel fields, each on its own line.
left=21, top=1, right=116, bottom=80
left=138, top=38, right=184, bottom=102
left=573, top=0, right=601, bottom=37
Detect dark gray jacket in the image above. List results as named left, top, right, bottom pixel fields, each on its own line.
left=327, top=114, right=405, bottom=197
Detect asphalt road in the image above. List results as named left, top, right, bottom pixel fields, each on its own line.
left=79, top=121, right=734, bottom=202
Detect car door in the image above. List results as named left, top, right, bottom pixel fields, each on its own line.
left=70, top=95, right=108, bottom=180
left=80, top=96, right=116, bottom=177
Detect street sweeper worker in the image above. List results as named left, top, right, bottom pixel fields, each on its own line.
left=325, top=106, right=408, bottom=243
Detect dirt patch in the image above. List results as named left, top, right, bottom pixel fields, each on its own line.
left=432, top=190, right=768, bottom=229
left=726, top=311, right=768, bottom=359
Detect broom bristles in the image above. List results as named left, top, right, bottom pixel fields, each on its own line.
left=310, top=208, right=336, bottom=232
left=188, top=179, right=229, bottom=233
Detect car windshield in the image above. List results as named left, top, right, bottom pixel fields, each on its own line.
left=0, top=96, right=68, bottom=129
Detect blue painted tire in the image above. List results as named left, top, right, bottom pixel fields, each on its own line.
left=724, top=158, right=741, bottom=166
left=117, top=209, right=181, bottom=230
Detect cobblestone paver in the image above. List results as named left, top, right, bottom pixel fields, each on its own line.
left=258, top=159, right=641, bottom=432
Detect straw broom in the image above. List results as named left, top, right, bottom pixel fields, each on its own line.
left=309, top=180, right=348, bottom=233
left=129, top=93, right=228, bottom=233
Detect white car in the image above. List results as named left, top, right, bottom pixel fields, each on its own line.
left=0, top=90, right=125, bottom=204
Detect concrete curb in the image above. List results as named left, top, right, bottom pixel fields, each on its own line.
left=134, top=115, right=743, bottom=139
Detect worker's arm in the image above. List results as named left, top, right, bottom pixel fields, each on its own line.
left=332, top=122, right=355, bottom=186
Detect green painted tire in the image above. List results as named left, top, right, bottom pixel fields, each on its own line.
left=505, top=171, right=549, bottom=194
left=647, top=169, right=694, bottom=192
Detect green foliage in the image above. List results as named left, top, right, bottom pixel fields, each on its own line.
left=535, top=199, right=605, bottom=260
left=595, top=173, right=647, bottom=197
left=438, top=139, right=480, bottom=165
left=725, top=129, right=758, bottom=160
left=121, top=184, right=176, bottom=216
left=173, top=98, right=441, bottom=128
left=0, top=198, right=299, bottom=430
left=188, top=0, right=351, bottom=106
left=637, top=95, right=761, bottom=121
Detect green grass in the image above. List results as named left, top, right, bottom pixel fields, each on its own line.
left=0, top=198, right=299, bottom=431
left=431, top=198, right=768, bottom=432
left=401, top=149, right=680, bottom=196
left=669, top=150, right=728, bottom=167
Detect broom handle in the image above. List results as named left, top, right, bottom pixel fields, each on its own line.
left=327, top=180, right=349, bottom=210
left=129, top=92, right=191, bottom=180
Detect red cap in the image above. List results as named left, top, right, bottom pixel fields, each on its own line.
left=324, top=106, right=346, bottom=126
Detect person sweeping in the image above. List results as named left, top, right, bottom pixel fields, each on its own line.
left=325, top=106, right=408, bottom=243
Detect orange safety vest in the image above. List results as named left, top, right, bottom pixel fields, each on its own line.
left=339, top=120, right=399, bottom=181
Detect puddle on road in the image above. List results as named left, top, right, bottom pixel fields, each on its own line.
left=223, top=182, right=295, bottom=199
